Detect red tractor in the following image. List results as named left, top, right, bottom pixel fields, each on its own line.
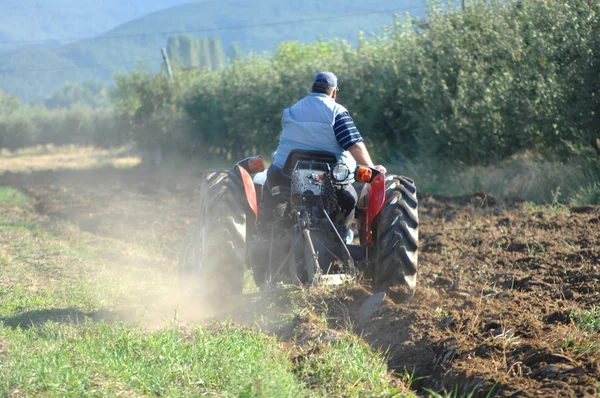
left=179, top=150, right=419, bottom=299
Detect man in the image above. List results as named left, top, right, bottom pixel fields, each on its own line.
left=267, top=71, right=386, bottom=226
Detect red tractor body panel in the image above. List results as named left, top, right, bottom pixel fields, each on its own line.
left=359, top=173, right=386, bottom=247
left=235, top=165, right=259, bottom=218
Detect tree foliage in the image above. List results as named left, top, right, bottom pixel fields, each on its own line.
left=0, top=90, right=125, bottom=149
left=123, top=0, right=596, bottom=167
left=44, top=82, right=110, bottom=109
left=228, top=42, right=243, bottom=62
left=166, top=35, right=226, bottom=70
left=2, top=0, right=599, bottom=176
left=111, top=67, right=202, bottom=153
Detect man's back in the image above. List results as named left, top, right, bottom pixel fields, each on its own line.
left=265, top=71, right=386, bottom=230
left=273, top=93, right=357, bottom=171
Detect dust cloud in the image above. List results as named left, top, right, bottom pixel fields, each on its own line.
left=4, top=147, right=600, bottom=397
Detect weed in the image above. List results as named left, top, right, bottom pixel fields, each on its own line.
left=0, top=187, right=32, bottom=209
left=435, top=307, right=450, bottom=318
left=413, top=154, right=589, bottom=203
left=292, top=284, right=355, bottom=331
left=563, top=308, right=600, bottom=357
left=524, top=202, right=570, bottom=218
left=525, top=239, right=547, bottom=258
left=551, top=187, right=562, bottom=205
left=294, top=335, right=393, bottom=397
left=493, top=328, right=521, bottom=346
left=492, top=326, right=521, bottom=371
left=401, top=369, right=429, bottom=390
left=563, top=336, right=599, bottom=355
left=570, top=307, right=600, bottom=332
left=570, top=182, right=600, bottom=205
left=423, top=383, right=496, bottom=398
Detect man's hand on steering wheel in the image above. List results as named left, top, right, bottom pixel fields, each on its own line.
left=374, top=165, right=387, bottom=174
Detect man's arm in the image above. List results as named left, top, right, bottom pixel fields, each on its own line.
left=348, top=142, right=387, bottom=174
left=333, top=111, right=386, bottom=174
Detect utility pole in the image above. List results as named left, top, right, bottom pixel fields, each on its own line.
left=462, top=0, right=465, bottom=10
left=161, top=48, right=173, bottom=81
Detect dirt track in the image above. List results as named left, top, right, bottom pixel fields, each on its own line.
left=1, top=165, right=599, bottom=397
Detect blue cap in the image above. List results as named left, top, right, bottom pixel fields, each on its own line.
left=313, top=72, right=338, bottom=89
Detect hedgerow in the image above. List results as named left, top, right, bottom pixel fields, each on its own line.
left=2, top=0, right=599, bottom=176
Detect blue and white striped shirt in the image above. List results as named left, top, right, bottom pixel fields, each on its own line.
left=334, top=111, right=363, bottom=150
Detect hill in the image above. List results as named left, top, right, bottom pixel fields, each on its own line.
left=0, top=0, right=201, bottom=54
left=0, top=0, right=424, bottom=103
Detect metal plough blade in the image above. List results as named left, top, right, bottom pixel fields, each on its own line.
left=358, top=292, right=386, bottom=323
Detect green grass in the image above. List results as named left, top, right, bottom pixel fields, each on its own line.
left=423, top=385, right=497, bottom=398
left=404, top=154, right=599, bottom=204
left=0, top=321, right=309, bottom=397
left=0, top=319, right=403, bottom=397
left=524, top=202, right=571, bottom=218
left=295, top=336, right=393, bottom=397
left=563, top=307, right=600, bottom=357
left=0, top=186, right=402, bottom=396
left=571, top=307, right=600, bottom=333
left=0, top=187, right=32, bottom=209
left=570, top=182, right=600, bottom=205
left=563, top=337, right=599, bottom=355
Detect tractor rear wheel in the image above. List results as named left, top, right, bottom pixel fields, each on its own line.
left=372, top=175, right=419, bottom=290
left=178, top=169, right=247, bottom=298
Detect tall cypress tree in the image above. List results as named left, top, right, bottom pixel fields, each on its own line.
left=166, top=36, right=183, bottom=67
left=179, top=35, right=193, bottom=67
left=209, top=36, right=225, bottom=70
left=189, top=37, right=201, bottom=68
left=228, top=42, right=243, bottom=62
left=199, top=38, right=212, bottom=70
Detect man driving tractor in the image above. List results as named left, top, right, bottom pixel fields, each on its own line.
left=179, top=72, right=419, bottom=296
left=267, top=72, right=387, bottom=228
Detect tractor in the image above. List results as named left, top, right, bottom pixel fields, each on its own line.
left=179, top=150, right=419, bottom=303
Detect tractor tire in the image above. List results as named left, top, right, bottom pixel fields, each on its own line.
left=178, top=169, right=247, bottom=298
left=372, top=175, right=419, bottom=290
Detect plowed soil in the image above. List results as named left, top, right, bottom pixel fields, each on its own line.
left=1, top=164, right=599, bottom=397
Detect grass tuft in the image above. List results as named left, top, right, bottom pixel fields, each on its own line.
left=293, top=335, right=394, bottom=397
left=570, top=182, right=600, bottom=205
left=571, top=307, right=600, bottom=333
left=523, top=202, right=571, bottom=218
left=0, top=187, right=32, bottom=209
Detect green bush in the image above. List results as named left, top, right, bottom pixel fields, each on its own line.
left=571, top=183, right=600, bottom=205
left=111, top=67, right=205, bottom=155
left=0, top=103, right=129, bottom=150
left=111, top=0, right=599, bottom=167
left=1, top=0, right=599, bottom=183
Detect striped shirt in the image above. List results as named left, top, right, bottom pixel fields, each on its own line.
left=333, top=111, right=364, bottom=150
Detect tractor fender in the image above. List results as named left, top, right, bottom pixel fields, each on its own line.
left=359, top=173, right=386, bottom=246
left=234, top=165, right=258, bottom=219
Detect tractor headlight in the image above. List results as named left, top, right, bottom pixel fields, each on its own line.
left=332, top=163, right=350, bottom=182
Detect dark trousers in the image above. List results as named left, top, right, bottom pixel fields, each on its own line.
left=265, top=165, right=357, bottom=228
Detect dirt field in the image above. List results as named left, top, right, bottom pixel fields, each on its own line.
left=1, top=156, right=599, bottom=397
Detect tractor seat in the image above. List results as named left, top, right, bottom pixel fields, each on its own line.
left=282, top=150, right=338, bottom=176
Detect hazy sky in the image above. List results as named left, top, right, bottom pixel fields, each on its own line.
left=0, top=0, right=201, bottom=52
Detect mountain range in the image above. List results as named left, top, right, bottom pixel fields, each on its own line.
left=0, top=0, right=425, bottom=103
